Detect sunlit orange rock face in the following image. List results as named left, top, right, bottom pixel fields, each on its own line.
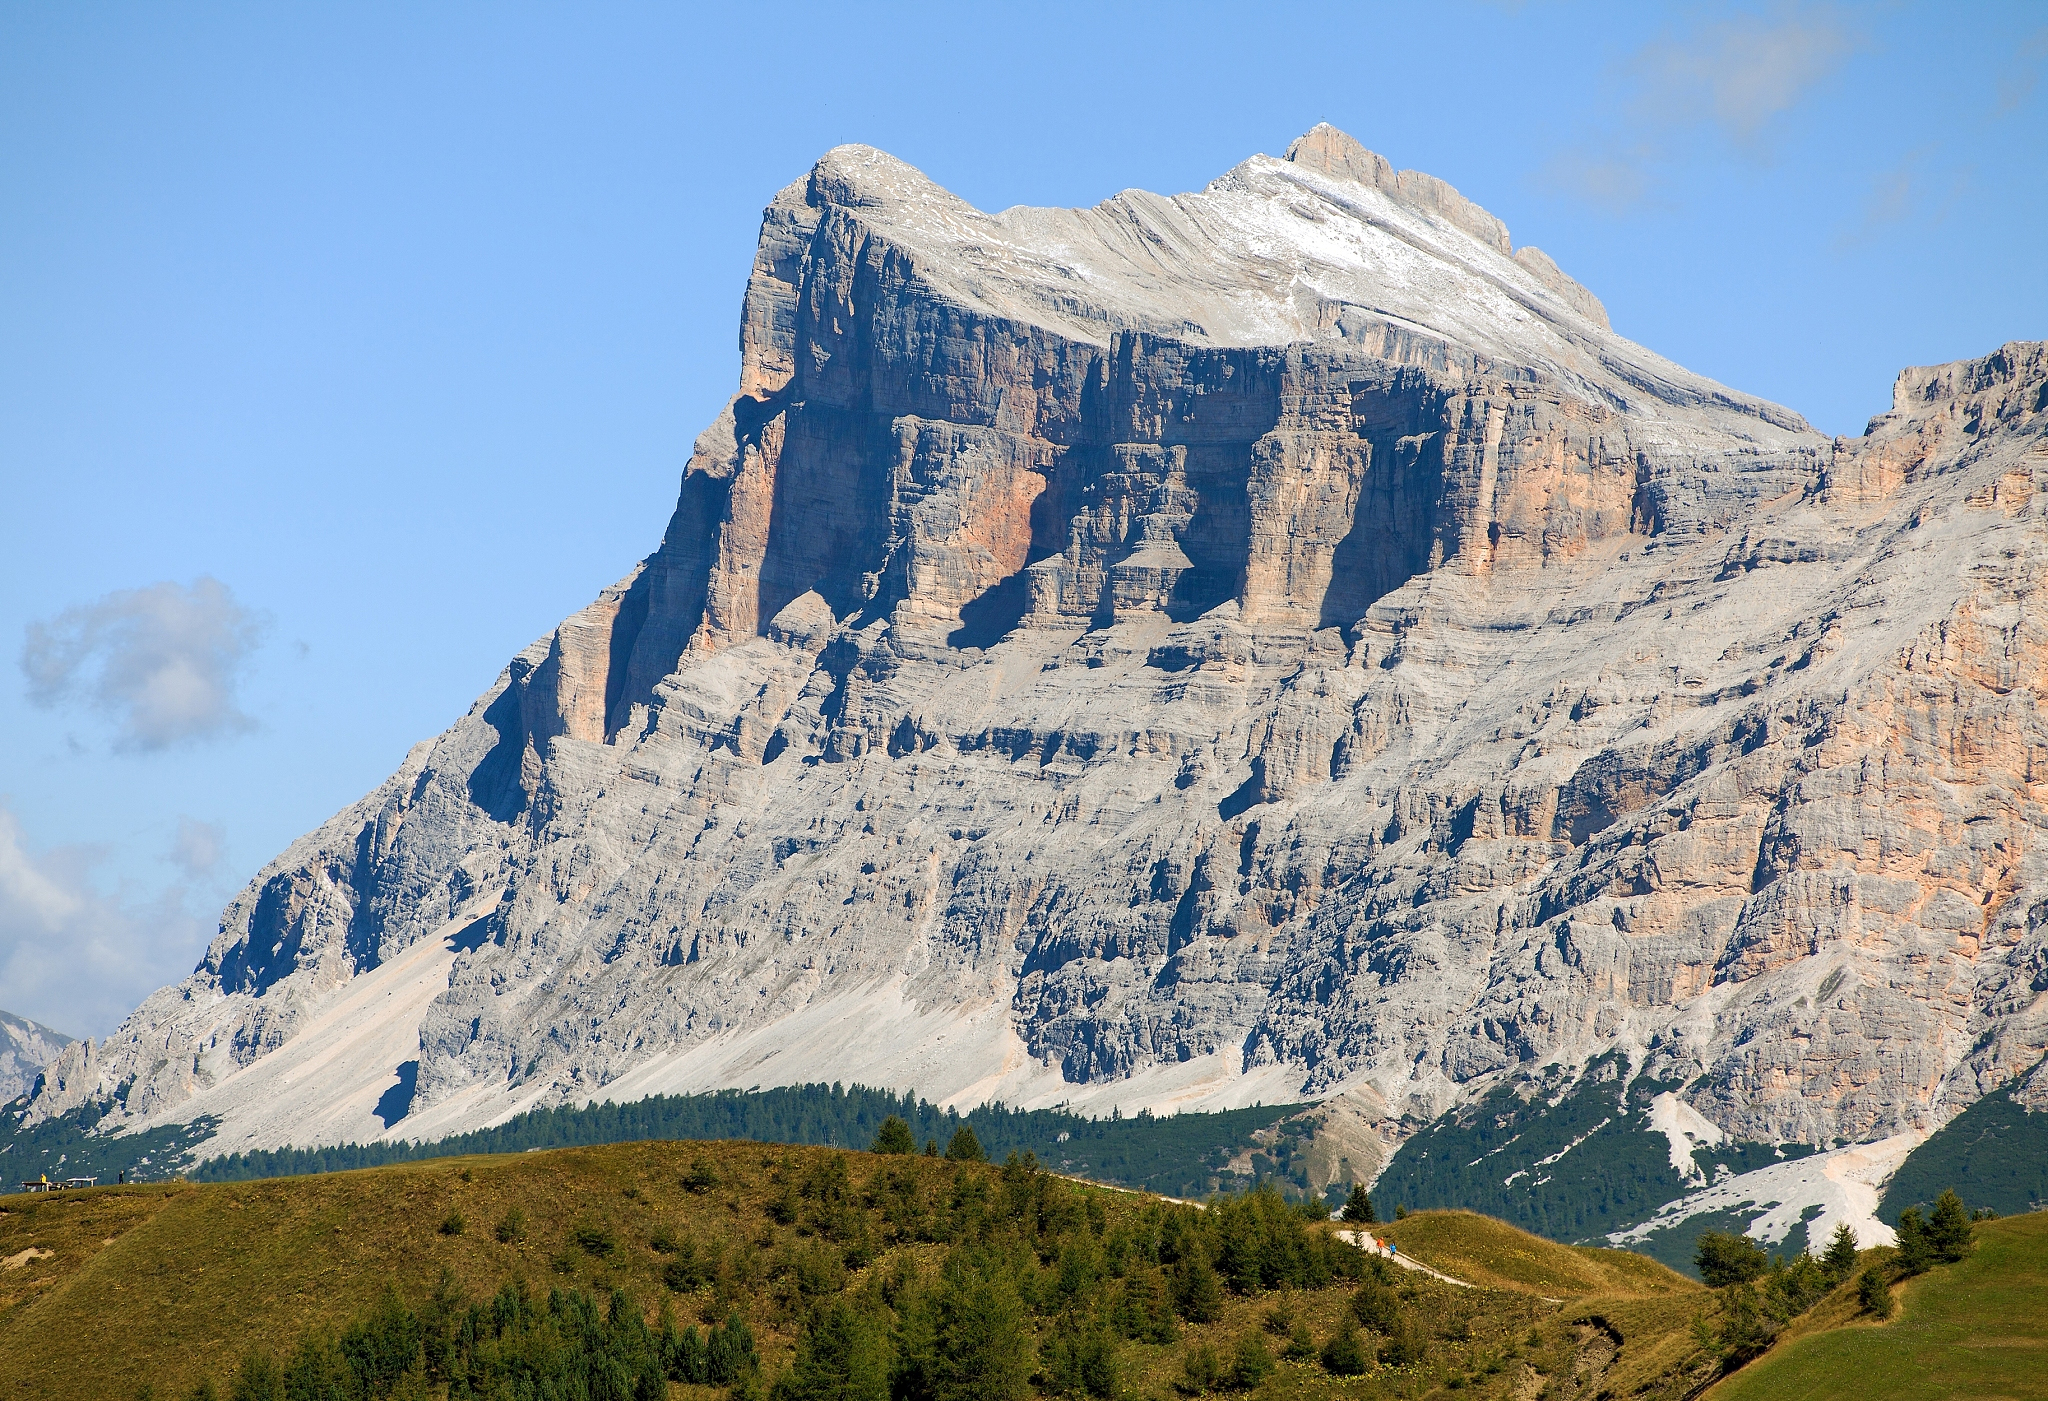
left=33, top=130, right=2048, bottom=1167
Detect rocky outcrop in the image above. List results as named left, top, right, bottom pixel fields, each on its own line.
left=25, top=131, right=2048, bottom=1174
left=0, top=1011, right=70, bottom=1107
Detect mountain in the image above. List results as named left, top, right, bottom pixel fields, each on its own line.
left=0, top=1011, right=70, bottom=1107
left=20, top=128, right=2047, bottom=1239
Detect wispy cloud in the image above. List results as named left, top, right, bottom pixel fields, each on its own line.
left=21, top=577, right=268, bottom=752
left=169, top=816, right=228, bottom=879
left=1538, top=145, right=1663, bottom=216
left=0, top=803, right=212, bottom=1037
left=1833, top=145, right=1970, bottom=248
left=1628, top=7, right=1861, bottom=149
left=1540, top=3, right=1865, bottom=212
left=1996, top=26, right=2048, bottom=115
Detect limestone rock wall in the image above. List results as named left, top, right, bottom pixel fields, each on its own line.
left=29, top=132, right=2047, bottom=1169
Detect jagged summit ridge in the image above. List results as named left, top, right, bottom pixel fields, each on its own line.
left=781, top=128, right=1787, bottom=443
left=21, top=134, right=2045, bottom=1197
left=0, top=1010, right=71, bottom=1106
left=1281, top=123, right=1604, bottom=332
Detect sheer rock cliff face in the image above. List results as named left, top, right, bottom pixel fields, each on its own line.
left=29, top=128, right=2048, bottom=1161
left=0, top=1011, right=72, bottom=1107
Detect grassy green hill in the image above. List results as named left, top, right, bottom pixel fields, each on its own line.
left=0, top=1139, right=1737, bottom=1401
left=1372, top=1209, right=1690, bottom=1298
left=1704, top=1210, right=2048, bottom=1401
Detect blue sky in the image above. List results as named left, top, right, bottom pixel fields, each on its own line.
left=2, top=0, right=2044, bottom=1036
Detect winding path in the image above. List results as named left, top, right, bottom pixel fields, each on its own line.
left=1333, top=1228, right=1474, bottom=1289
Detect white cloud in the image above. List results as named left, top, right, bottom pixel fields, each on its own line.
left=1630, top=6, right=1860, bottom=149
left=169, top=817, right=228, bottom=879
left=0, top=802, right=211, bottom=1036
left=1996, top=27, right=2048, bottom=115
left=21, top=577, right=268, bottom=752
left=1833, top=145, right=1969, bottom=248
left=1538, top=146, right=1661, bottom=216
left=1540, top=4, right=1864, bottom=212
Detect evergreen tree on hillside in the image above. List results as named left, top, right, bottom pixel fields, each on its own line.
left=1341, top=1184, right=1376, bottom=1224
left=930, top=1275, right=1030, bottom=1401
left=1694, top=1231, right=1768, bottom=1287
left=1319, top=1316, right=1368, bottom=1376
left=1168, top=1251, right=1224, bottom=1324
left=772, top=1301, right=891, bottom=1401
left=1821, top=1222, right=1859, bottom=1281
left=1350, top=1276, right=1400, bottom=1334
left=944, top=1126, right=985, bottom=1163
left=1894, top=1208, right=1932, bottom=1275
left=226, top=1351, right=283, bottom=1401
left=872, top=1116, right=916, bottom=1156
left=1228, top=1334, right=1275, bottom=1390
left=1928, top=1189, right=1973, bottom=1263
left=707, top=1312, right=761, bottom=1384
left=1040, top=1325, right=1119, bottom=1399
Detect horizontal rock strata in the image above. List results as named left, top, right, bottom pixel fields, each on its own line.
left=29, top=128, right=2048, bottom=1167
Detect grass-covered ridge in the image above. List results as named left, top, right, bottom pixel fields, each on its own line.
left=185, top=1083, right=1303, bottom=1201
left=1703, top=1210, right=2048, bottom=1400
left=1372, top=1209, right=1689, bottom=1299
left=0, top=1136, right=1745, bottom=1401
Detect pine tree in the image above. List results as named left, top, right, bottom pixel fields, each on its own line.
left=771, top=1301, right=891, bottom=1401
left=672, top=1324, right=710, bottom=1384
left=1821, top=1222, right=1859, bottom=1282
left=944, top=1126, right=985, bottom=1163
left=1857, top=1265, right=1893, bottom=1318
left=1341, top=1183, right=1377, bottom=1224
left=1176, top=1342, right=1220, bottom=1394
left=1378, top=1313, right=1428, bottom=1368
left=1319, top=1317, right=1369, bottom=1376
left=1350, top=1277, right=1400, bottom=1334
left=708, top=1312, right=760, bottom=1385
left=1042, top=1326, right=1119, bottom=1399
left=1928, top=1189, right=1973, bottom=1263
left=871, top=1116, right=916, bottom=1156
left=1716, top=1283, right=1775, bottom=1364
left=1694, top=1231, right=1768, bottom=1287
left=1229, top=1335, right=1275, bottom=1390
left=226, top=1352, right=283, bottom=1401
left=931, top=1276, right=1030, bottom=1401
left=1169, top=1252, right=1223, bottom=1323
left=1894, top=1208, right=1931, bottom=1275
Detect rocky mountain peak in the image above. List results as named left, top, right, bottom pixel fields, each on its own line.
left=20, top=133, right=2045, bottom=1210
left=1281, top=122, right=1608, bottom=332
left=0, top=1010, right=71, bottom=1106
left=1282, top=122, right=1397, bottom=190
